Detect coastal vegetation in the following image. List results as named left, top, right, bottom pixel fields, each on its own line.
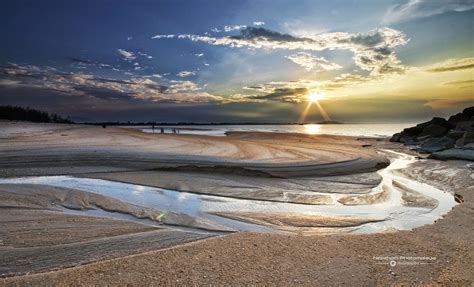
left=0, top=105, right=73, bottom=124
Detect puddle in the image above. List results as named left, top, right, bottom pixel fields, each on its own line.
left=0, top=151, right=457, bottom=234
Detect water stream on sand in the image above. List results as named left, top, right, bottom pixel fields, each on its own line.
left=0, top=151, right=457, bottom=234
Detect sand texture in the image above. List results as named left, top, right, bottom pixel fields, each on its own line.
left=0, top=122, right=472, bottom=286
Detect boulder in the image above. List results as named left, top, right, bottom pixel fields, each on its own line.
left=392, top=117, right=453, bottom=143
left=463, top=143, right=474, bottom=150
left=446, top=130, right=465, bottom=140
left=418, top=124, right=448, bottom=138
left=399, top=135, right=417, bottom=145
left=402, top=126, right=423, bottom=137
left=462, top=106, right=474, bottom=117
left=390, top=132, right=401, bottom=142
left=455, top=131, right=474, bottom=147
left=389, top=107, right=474, bottom=157
left=417, top=117, right=452, bottom=130
left=448, top=113, right=470, bottom=125
left=429, top=148, right=474, bottom=161
left=447, top=107, right=473, bottom=125
left=419, top=137, right=455, bottom=153
left=454, top=121, right=474, bottom=132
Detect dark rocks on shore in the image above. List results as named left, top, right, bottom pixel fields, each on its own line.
left=419, top=137, right=455, bottom=153
left=390, top=107, right=474, bottom=161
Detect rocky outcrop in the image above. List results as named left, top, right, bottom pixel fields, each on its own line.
left=429, top=149, right=474, bottom=161
left=390, top=107, right=474, bottom=161
left=419, top=137, right=455, bottom=153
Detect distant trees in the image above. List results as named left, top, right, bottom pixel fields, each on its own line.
left=0, top=106, right=73, bottom=123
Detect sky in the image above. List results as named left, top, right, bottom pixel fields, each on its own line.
left=0, top=0, right=473, bottom=123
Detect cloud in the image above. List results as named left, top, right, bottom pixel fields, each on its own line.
left=69, top=58, right=113, bottom=70
left=286, top=52, right=342, bottom=72
left=226, top=87, right=310, bottom=104
left=151, top=34, right=175, bottom=39
left=223, top=25, right=247, bottom=32
left=240, top=80, right=319, bottom=104
left=0, top=64, right=222, bottom=104
left=0, top=79, right=20, bottom=86
left=239, top=73, right=376, bottom=103
left=117, top=49, right=136, bottom=61
left=383, top=0, right=474, bottom=24
left=319, top=73, right=372, bottom=91
left=443, top=79, right=474, bottom=85
left=425, top=57, right=474, bottom=72
left=137, top=52, right=153, bottom=59
left=252, top=87, right=309, bottom=103
left=153, top=26, right=409, bottom=75
left=253, top=21, right=265, bottom=26
left=424, top=98, right=474, bottom=110
left=176, top=71, right=196, bottom=77
left=442, top=79, right=474, bottom=90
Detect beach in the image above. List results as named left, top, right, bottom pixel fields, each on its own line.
left=0, top=121, right=472, bottom=286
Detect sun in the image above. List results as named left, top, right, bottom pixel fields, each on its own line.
left=307, top=92, right=325, bottom=103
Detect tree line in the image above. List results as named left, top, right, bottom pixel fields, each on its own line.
left=0, top=105, right=73, bottom=123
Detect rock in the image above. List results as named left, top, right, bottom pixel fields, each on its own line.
left=462, top=143, right=474, bottom=150
left=454, top=121, right=474, bottom=132
left=455, top=131, right=474, bottom=147
left=429, top=148, right=474, bottom=161
left=416, top=135, right=431, bottom=142
left=462, top=106, right=474, bottom=117
left=446, top=130, right=465, bottom=140
left=454, top=193, right=464, bottom=203
left=390, top=133, right=401, bottom=142
left=419, top=137, right=455, bottom=153
left=390, top=107, right=474, bottom=155
left=448, top=113, right=468, bottom=125
left=447, top=107, right=473, bottom=125
left=399, top=135, right=417, bottom=145
left=402, top=126, right=423, bottom=137
left=418, top=124, right=448, bottom=138
left=417, top=117, right=453, bottom=130
left=392, top=117, right=453, bottom=143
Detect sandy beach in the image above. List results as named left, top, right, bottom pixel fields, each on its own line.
left=0, top=121, right=472, bottom=286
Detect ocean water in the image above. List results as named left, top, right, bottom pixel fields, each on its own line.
left=133, top=123, right=414, bottom=137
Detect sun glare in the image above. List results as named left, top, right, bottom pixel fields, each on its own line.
left=304, top=124, right=320, bottom=135
left=308, top=92, right=325, bottom=103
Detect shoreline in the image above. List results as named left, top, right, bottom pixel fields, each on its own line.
left=0, top=122, right=472, bottom=285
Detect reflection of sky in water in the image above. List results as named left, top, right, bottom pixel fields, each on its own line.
left=0, top=154, right=456, bottom=234
left=132, top=184, right=145, bottom=195
left=135, top=123, right=416, bottom=138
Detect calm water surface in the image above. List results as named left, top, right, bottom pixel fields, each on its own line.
left=131, top=123, right=414, bottom=137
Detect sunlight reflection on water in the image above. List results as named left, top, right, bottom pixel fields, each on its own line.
left=304, top=124, right=321, bottom=135
left=134, top=123, right=416, bottom=137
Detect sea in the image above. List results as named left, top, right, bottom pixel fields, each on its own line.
left=127, top=123, right=415, bottom=138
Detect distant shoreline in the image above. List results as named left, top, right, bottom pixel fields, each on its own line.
left=87, top=121, right=344, bottom=126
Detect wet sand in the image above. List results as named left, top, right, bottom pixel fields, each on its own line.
left=0, top=121, right=472, bottom=285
